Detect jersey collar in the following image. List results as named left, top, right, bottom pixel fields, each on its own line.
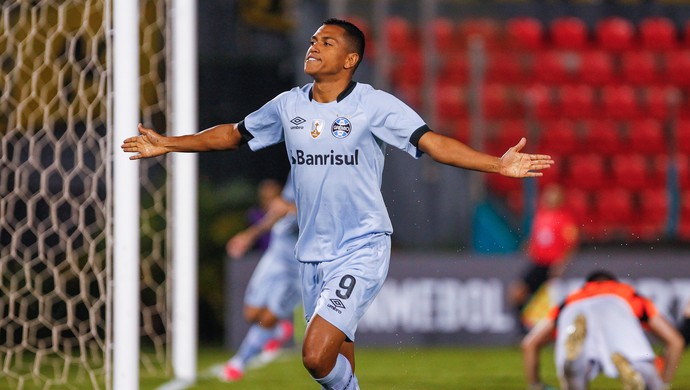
left=308, top=81, right=357, bottom=103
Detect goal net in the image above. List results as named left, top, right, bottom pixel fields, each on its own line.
left=0, top=1, right=171, bottom=388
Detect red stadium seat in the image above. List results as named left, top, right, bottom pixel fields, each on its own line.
left=559, top=84, right=595, bottom=119
left=579, top=50, right=615, bottom=86
left=627, top=119, right=667, bottom=155
left=490, top=119, right=527, bottom=152
left=550, top=17, right=589, bottom=50
left=639, top=17, right=677, bottom=51
left=564, top=188, right=591, bottom=225
left=684, top=20, right=690, bottom=48
left=391, top=49, right=424, bottom=86
left=601, top=85, right=638, bottom=120
left=486, top=52, right=526, bottom=84
left=564, top=154, right=607, bottom=190
left=596, top=17, right=634, bottom=52
left=640, top=188, right=669, bottom=221
left=436, top=85, right=468, bottom=120
left=451, top=118, right=470, bottom=143
left=538, top=119, right=580, bottom=156
left=506, top=17, right=544, bottom=51
left=582, top=119, right=623, bottom=155
left=438, top=54, right=469, bottom=86
left=642, top=86, right=678, bottom=120
left=663, top=51, right=690, bottom=87
left=495, top=119, right=527, bottom=146
left=611, top=154, right=650, bottom=190
left=676, top=119, right=690, bottom=156
left=677, top=154, right=690, bottom=189
left=620, top=51, right=659, bottom=85
left=632, top=187, right=669, bottom=240
left=482, top=84, right=518, bottom=119
left=384, top=16, right=415, bottom=52
left=432, top=17, right=455, bottom=52
left=525, top=84, right=558, bottom=120
left=592, top=188, right=634, bottom=238
left=533, top=51, right=572, bottom=84
left=649, top=155, right=669, bottom=188
left=457, top=18, right=501, bottom=50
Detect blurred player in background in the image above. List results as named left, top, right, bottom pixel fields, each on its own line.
left=245, top=178, right=283, bottom=252
left=521, top=270, right=684, bottom=390
left=122, top=18, right=553, bottom=389
left=222, top=175, right=300, bottom=382
left=510, top=183, right=579, bottom=332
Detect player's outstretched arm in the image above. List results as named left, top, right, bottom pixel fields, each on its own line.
left=121, top=123, right=243, bottom=160
left=648, top=314, right=685, bottom=385
left=520, top=318, right=556, bottom=389
left=417, top=132, right=554, bottom=178
left=226, top=197, right=296, bottom=259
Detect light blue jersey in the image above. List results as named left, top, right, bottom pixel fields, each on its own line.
left=270, top=176, right=298, bottom=240
left=244, top=176, right=300, bottom=319
left=240, top=82, right=429, bottom=262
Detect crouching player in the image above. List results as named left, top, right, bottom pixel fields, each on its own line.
left=521, top=270, right=684, bottom=390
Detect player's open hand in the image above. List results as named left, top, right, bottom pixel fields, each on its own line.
left=499, top=138, right=554, bottom=178
left=121, top=124, right=167, bottom=160
left=226, top=231, right=256, bottom=259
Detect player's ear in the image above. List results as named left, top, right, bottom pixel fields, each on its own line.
left=344, top=52, right=359, bottom=70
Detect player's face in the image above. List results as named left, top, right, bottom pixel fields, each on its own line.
left=304, top=24, right=356, bottom=79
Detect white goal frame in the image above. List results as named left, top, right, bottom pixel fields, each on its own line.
left=113, top=0, right=198, bottom=389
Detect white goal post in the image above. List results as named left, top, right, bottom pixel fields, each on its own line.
left=112, top=0, right=141, bottom=389
left=169, top=0, right=199, bottom=383
left=0, top=1, right=198, bottom=389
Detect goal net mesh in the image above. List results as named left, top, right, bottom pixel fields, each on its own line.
left=0, top=1, right=171, bottom=388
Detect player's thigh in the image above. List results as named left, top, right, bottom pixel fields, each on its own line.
left=308, top=234, right=391, bottom=342
left=263, top=271, right=301, bottom=320
left=245, top=243, right=298, bottom=312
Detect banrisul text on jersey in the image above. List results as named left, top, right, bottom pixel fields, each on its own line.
left=290, top=149, right=359, bottom=166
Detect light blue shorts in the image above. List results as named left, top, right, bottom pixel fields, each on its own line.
left=299, top=233, right=391, bottom=341
left=244, top=235, right=301, bottom=319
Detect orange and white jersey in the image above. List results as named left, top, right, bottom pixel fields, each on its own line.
left=550, top=281, right=659, bottom=379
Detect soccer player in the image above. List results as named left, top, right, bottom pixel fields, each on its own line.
left=509, top=183, right=579, bottom=331
left=223, top=175, right=300, bottom=381
left=122, top=18, right=553, bottom=389
left=243, top=178, right=284, bottom=252
left=521, top=270, right=684, bottom=390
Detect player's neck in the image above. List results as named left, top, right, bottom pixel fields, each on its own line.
left=311, top=77, right=353, bottom=103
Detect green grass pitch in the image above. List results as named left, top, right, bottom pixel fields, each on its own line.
left=140, top=346, right=690, bottom=389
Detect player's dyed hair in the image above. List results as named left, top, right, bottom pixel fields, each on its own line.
left=585, top=270, right=618, bottom=282
left=323, top=18, right=365, bottom=71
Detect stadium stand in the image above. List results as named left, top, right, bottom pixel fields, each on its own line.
left=550, top=17, right=588, bottom=50
left=596, top=17, right=635, bottom=52
left=639, top=16, right=677, bottom=51
left=384, top=13, right=690, bottom=243
left=505, top=16, right=544, bottom=51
